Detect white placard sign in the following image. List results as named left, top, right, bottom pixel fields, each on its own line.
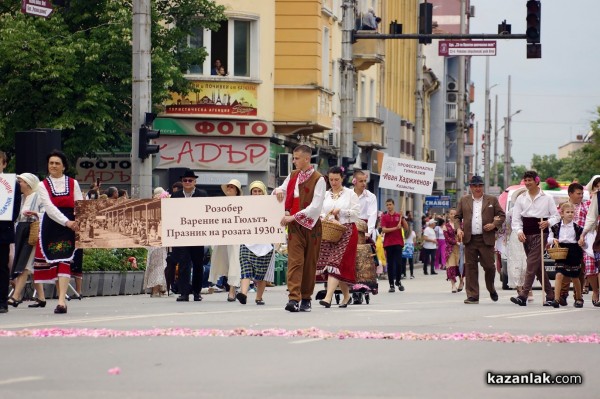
left=161, top=195, right=286, bottom=246
left=0, top=174, right=17, bottom=221
left=379, top=155, right=436, bottom=195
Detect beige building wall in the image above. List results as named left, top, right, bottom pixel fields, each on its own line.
left=558, top=141, right=586, bottom=160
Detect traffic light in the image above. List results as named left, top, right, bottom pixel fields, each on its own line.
left=525, top=0, right=541, bottom=44
left=419, top=2, right=433, bottom=44
left=138, top=113, right=160, bottom=160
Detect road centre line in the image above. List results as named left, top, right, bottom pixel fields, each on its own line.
left=0, top=376, right=44, bottom=386
left=290, top=338, right=325, bottom=344
left=0, top=308, right=282, bottom=330
left=485, top=308, right=591, bottom=319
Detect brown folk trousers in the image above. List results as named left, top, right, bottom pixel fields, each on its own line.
left=521, top=233, right=554, bottom=301
left=286, top=220, right=322, bottom=301
left=464, top=235, right=496, bottom=299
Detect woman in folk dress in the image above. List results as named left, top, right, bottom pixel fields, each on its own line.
left=317, top=166, right=360, bottom=308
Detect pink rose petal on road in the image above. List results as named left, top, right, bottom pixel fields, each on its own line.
left=108, top=367, right=121, bottom=375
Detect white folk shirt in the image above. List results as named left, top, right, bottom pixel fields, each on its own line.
left=321, top=187, right=360, bottom=224
left=39, top=176, right=83, bottom=226
left=471, top=195, right=484, bottom=235
left=511, top=188, right=561, bottom=234
left=583, top=194, right=599, bottom=234
left=274, top=169, right=326, bottom=230
left=547, top=221, right=577, bottom=244
left=355, top=189, right=377, bottom=235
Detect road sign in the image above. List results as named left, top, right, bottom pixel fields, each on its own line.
left=21, top=0, right=54, bottom=18
left=439, top=40, right=496, bottom=56
left=425, top=196, right=450, bottom=208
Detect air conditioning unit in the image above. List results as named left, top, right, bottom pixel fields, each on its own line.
left=327, top=131, right=337, bottom=147
left=447, top=81, right=458, bottom=92
left=429, top=149, right=437, bottom=162
left=446, top=92, right=458, bottom=104
left=277, top=153, right=292, bottom=178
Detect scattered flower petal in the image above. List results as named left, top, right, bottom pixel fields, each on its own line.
left=108, top=367, right=121, bottom=375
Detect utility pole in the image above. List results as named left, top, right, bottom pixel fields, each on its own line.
left=414, top=33, right=424, bottom=235
left=493, top=94, right=499, bottom=187
left=483, top=56, right=491, bottom=192
left=339, top=0, right=356, bottom=161
left=131, top=0, right=153, bottom=199
left=504, top=75, right=511, bottom=189
left=456, top=0, right=466, bottom=197
left=474, top=121, right=479, bottom=176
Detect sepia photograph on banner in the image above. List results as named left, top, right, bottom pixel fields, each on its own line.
left=75, top=198, right=161, bottom=249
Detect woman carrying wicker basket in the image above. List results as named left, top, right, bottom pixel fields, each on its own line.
left=548, top=202, right=584, bottom=308
left=317, top=166, right=360, bottom=308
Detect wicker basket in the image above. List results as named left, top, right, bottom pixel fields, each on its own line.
left=547, top=246, right=568, bottom=260
left=321, top=218, right=347, bottom=243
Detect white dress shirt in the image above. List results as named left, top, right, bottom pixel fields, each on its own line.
left=548, top=221, right=577, bottom=244
left=321, top=187, right=360, bottom=224
left=471, top=196, right=484, bottom=235
left=275, top=170, right=326, bottom=230
left=511, top=189, right=561, bottom=234
left=355, top=189, right=377, bottom=235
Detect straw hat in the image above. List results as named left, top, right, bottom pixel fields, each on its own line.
left=248, top=180, right=267, bottom=195
left=221, top=179, right=242, bottom=196
left=17, top=173, right=40, bottom=192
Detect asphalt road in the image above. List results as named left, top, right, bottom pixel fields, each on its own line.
left=1, top=271, right=598, bottom=398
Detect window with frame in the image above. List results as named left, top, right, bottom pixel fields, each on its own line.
left=186, top=18, right=257, bottom=78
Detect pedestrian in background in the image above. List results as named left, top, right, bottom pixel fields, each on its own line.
left=456, top=175, right=505, bottom=304
left=434, top=217, right=446, bottom=270
left=380, top=198, right=408, bottom=291
left=422, top=219, right=437, bottom=275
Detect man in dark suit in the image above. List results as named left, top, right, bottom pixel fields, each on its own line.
left=456, top=175, right=505, bottom=304
left=170, top=169, right=208, bottom=302
left=0, top=151, right=20, bottom=313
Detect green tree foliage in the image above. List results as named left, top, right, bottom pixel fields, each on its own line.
left=530, top=154, right=564, bottom=181
left=0, top=0, right=225, bottom=167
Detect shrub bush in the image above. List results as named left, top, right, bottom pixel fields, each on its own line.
left=82, top=248, right=147, bottom=272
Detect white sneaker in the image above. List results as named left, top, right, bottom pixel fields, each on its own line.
left=211, top=286, right=223, bottom=293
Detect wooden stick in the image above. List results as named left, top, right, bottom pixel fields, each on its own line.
left=540, top=218, right=545, bottom=306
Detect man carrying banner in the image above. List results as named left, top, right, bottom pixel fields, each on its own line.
left=171, top=169, right=208, bottom=302
left=275, top=145, right=326, bottom=312
left=0, top=151, right=20, bottom=314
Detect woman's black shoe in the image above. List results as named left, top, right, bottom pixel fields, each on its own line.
left=28, top=298, right=46, bottom=308
left=54, top=305, right=67, bottom=314
left=236, top=292, right=247, bottom=305
left=7, top=297, right=22, bottom=308
left=339, top=297, right=351, bottom=308
left=319, top=299, right=332, bottom=308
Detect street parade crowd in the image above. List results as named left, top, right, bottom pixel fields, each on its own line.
left=1, top=145, right=600, bottom=315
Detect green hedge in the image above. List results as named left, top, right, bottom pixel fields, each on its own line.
left=82, top=248, right=148, bottom=272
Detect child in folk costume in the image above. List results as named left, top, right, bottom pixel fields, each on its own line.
left=317, top=166, right=360, bottom=308
left=236, top=181, right=275, bottom=305
left=548, top=202, right=584, bottom=308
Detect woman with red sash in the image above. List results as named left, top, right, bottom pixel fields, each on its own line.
left=33, top=150, right=82, bottom=314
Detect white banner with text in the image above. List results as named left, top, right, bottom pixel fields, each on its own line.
left=378, top=155, right=436, bottom=195
left=0, top=174, right=16, bottom=221
left=161, top=195, right=286, bottom=246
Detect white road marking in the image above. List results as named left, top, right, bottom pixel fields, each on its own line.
left=290, top=338, right=324, bottom=345
left=486, top=308, right=592, bottom=319
left=0, top=376, right=44, bottom=386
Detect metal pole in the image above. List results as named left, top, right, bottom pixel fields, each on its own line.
left=483, top=57, right=490, bottom=192
left=493, top=94, right=498, bottom=187
left=456, top=0, right=466, bottom=197
left=414, top=36, right=424, bottom=236
left=131, top=0, right=153, bottom=199
left=505, top=75, right=512, bottom=188
left=474, top=121, right=479, bottom=176
left=340, top=0, right=356, bottom=160
left=503, top=116, right=509, bottom=188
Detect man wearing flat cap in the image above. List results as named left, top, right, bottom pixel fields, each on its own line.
left=170, top=169, right=208, bottom=302
left=455, top=175, right=505, bottom=304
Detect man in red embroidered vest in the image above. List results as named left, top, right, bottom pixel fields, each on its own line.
left=275, top=145, right=326, bottom=312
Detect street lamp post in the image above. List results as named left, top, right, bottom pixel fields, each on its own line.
left=503, top=108, right=521, bottom=189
